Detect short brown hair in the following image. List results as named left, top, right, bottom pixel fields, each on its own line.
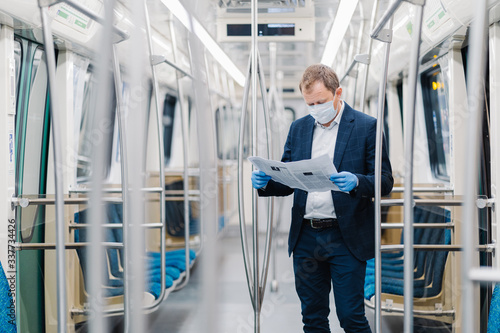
left=299, top=64, right=339, bottom=95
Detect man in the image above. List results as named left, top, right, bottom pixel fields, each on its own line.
left=251, top=64, right=393, bottom=332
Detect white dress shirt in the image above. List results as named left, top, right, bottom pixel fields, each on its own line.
left=303, top=100, right=345, bottom=220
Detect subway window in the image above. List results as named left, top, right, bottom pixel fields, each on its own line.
left=76, top=66, right=117, bottom=182
left=14, top=39, right=22, bottom=94
left=283, top=106, right=296, bottom=129
left=396, top=79, right=404, bottom=132
left=215, top=105, right=241, bottom=160
left=421, top=66, right=450, bottom=181
left=163, top=93, right=177, bottom=164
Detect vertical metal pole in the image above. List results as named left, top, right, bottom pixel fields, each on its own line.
left=251, top=0, right=260, bottom=331
left=373, top=19, right=393, bottom=333
left=122, top=0, right=147, bottom=330
left=403, top=4, right=425, bottom=332
left=268, top=42, right=279, bottom=292
left=169, top=14, right=191, bottom=289
left=462, top=0, right=488, bottom=332
left=211, top=60, right=228, bottom=234
left=88, top=0, right=116, bottom=331
left=181, top=3, right=219, bottom=329
left=37, top=6, right=67, bottom=333
left=143, top=1, right=167, bottom=302
left=110, top=44, right=132, bottom=329
left=360, top=0, right=380, bottom=113
left=352, top=3, right=365, bottom=108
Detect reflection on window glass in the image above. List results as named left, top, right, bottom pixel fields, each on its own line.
left=163, top=94, right=177, bottom=164
left=283, top=107, right=296, bottom=130
left=421, top=66, right=450, bottom=180
left=14, top=40, right=22, bottom=94
left=77, top=67, right=116, bottom=181
left=21, top=47, right=48, bottom=241
left=396, top=79, right=404, bottom=132
left=215, top=105, right=244, bottom=160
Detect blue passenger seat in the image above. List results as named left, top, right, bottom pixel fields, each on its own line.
left=488, top=284, right=500, bottom=333
left=75, top=204, right=194, bottom=298
left=364, top=206, right=451, bottom=300
left=108, top=203, right=196, bottom=273
left=165, top=180, right=200, bottom=237
left=0, top=261, right=16, bottom=332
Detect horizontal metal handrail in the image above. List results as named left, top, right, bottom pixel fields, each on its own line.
left=381, top=244, right=493, bottom=252
left=381, top=223, right=454, bottom=229
left=14, top=242, right=123, bottom=250
left=391, top=187, right=453, bottom=193
left=469, top=268, right=500, bottom=283
left=382, top=198, right=493, bottom=207
left=340, top=53, right=369, bottom=83
left=370, top=0, right=404, bottom=39
left=151, top=55, right=193, bottom=79
left=165, top=196, right=200, bottom=202
left=364, top=301, right=455, bottom=316
left=165, top=190, right=201, bottom=196
left=164, top=168, right=201, bottom=176
left=381, top=198, right=463, bottom=206
left=11, top=197, right=123, bottom=207
left=12, top=195, right=177, bottom=207
left=69, top=187, right=163, bottom=194
left=40, top=0, right=129, bottom=41
left=68, top=223, right=163, bottom=229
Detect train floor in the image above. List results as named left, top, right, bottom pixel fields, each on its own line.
left=144, top=231, right=452, bottom=333
left=79, top=230, right=453, bottom=333
left=145, top=231, right=344, bottom=332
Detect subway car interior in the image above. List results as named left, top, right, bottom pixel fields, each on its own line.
left=0, top=0, right=499, bottom=332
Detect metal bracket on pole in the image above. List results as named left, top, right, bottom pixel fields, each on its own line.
left=476, top=197, right=495, bottom=208
left=340, top=53, right=370, bottom=83
left=373, top=29, right=393, bottom=43
left=151, top=55, right=193, bottom=79
left=355, top=53, right=370, bottom=65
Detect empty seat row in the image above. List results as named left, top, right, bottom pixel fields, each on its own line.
left=74, top=203, right=196, bottom=299
left=364, top=206, right=451, bottom=300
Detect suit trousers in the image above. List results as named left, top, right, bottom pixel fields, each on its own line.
left=293, top=222, right=371, bottom=333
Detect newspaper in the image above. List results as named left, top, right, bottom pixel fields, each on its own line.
left=248, top=154, right=344, bottom=192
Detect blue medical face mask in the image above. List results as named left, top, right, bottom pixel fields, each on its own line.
left=308, top=100, right=337, bottom=124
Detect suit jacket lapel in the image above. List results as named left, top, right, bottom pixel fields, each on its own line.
left=300, top=115, right=315, bottom=160
left=333, top=104, right=355, bottom=169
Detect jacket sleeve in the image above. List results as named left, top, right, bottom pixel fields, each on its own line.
left=352, top=118, right=393, bottom=198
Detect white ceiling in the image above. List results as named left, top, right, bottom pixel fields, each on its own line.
left=158, top=0, right=393, bottom=94
left=205, top=0, right=380, bottom=91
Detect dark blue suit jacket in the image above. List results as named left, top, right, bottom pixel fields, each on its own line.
left=258, top=103, right=393, bottom=261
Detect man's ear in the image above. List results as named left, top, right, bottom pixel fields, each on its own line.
left=336, top=87, right=343, bottom=98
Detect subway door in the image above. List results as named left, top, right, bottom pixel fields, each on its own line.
left=0, top=25, right=17, bottom=332
left=14, top=37, right=51, bottom=333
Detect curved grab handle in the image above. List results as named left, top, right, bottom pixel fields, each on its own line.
left=143, top=1, right=167, bottom=306
left=237, top=51, right=276, bottom=312
left=256, top=52, right=275, bottom=302
left=237, top=56, right=255, bottom=306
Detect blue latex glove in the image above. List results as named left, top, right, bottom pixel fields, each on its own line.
left=330, top=172, right=358, bottom=192
left=251, top=170, right=272, bottom=189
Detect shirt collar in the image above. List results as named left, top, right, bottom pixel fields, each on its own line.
left=315, top=100, right=345, bottom=129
